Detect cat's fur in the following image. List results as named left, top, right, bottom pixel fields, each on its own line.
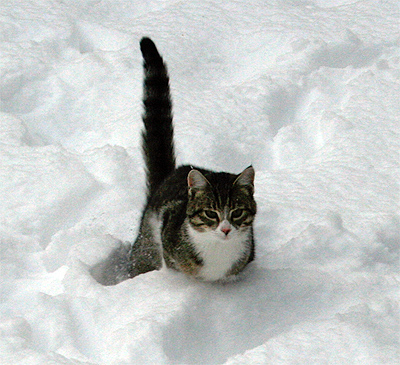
left=127, top=37, right=257, bottom=282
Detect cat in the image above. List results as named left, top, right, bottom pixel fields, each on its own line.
left=127, top=37, right=257, bottom=282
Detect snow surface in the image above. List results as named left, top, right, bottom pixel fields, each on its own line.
left=1, top=0, right=399, bottom=364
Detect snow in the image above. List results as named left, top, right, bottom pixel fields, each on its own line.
left=0, top=0, right=399, bottom=364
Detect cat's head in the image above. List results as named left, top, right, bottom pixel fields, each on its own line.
left=186, top=166, right=256, bottom=239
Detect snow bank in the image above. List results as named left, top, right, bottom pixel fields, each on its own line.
left=1, top=0, right=399, bottom=364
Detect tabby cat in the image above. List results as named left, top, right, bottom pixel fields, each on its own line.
left=127, top=38, right=257, bottom=282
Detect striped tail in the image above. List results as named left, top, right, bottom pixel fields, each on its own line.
left=140, top=37, right=176, bottom=197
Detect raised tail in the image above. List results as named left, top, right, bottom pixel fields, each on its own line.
left=140, top=37, right=176, bottom=197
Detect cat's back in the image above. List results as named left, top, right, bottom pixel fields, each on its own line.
left=147, top=165, right=193, bottom=209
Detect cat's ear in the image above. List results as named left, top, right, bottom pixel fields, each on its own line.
left=187, top=169, right=210, bottom=190
left=234, top=166, right=255, bottom=188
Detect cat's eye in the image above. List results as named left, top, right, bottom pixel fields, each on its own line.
left=204, top=210, right=218, bottom=220
left=231, top=209, right=244, bottom=219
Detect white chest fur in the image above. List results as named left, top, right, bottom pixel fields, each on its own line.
left=187, top=225, right=248, bottom=281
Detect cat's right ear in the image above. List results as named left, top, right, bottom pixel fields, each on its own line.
left=187, top=170, right=210, bottom=190
left=234, top=166, right=255, bottom=187
left=233, top=166, right=255, bottom=195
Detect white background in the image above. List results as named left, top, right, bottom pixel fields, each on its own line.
left=0, top=1, right=399, bottom=364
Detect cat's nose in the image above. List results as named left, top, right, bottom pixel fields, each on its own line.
left=221, top=227, right=231, bottom=235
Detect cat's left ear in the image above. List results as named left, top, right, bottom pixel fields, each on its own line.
left=233, top=166, right=255, bottom=189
